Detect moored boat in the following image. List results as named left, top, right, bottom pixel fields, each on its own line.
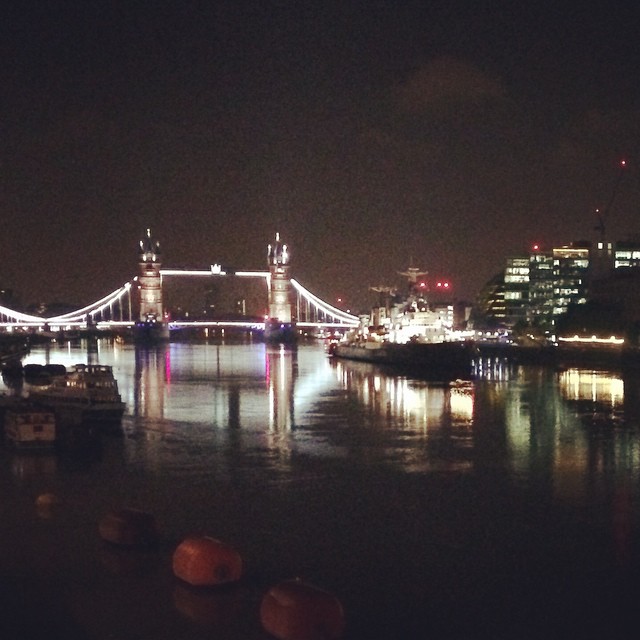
left=27, top=363, right=126, bottom=425
left=24, top=363, right=67, bottom=385
left=4, top=402, right=56, bottom=449
left=331, top=339, right=475, bottom=379
left=330, top=266, right=476, bottom=380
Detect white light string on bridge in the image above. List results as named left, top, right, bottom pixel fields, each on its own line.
left=290, top=279, right=359, bottom=325
left=160, top=268, right=270, bottom=279
left=162, top=269, right=356, bottom=325
left=161, top=270, right=357, bottom=325
left=0, top=304, right=49, bottom=324
left=0, top=270, right=356, bottom=329
left=47, top=281, right=133, bottom=322
left=84, top=282, right=133, bottom=323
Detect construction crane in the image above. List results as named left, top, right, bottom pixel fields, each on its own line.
left=594, top=159, right=627, bottom=241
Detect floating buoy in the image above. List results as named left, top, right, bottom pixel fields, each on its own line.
left=172, top=536, right=243, bottom=587
left=35, top=492, right=60, bottom=507
left=35, top=492, right=61, bottom=519
left=98, top=507, right=158, bottom=546
left=260, top=579, right=346, bottom=640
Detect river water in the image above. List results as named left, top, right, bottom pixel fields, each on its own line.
left=1, top=339, right=640, bottom=639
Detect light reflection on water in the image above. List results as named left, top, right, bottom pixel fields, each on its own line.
left=3, top=342, right=640, bottom=638
left=10, top=342, right=640, bottom=490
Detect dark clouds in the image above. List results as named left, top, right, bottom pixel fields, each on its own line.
left=1, top=1, right=640, bottom=309
left=395, top=58, right=507, bottom=112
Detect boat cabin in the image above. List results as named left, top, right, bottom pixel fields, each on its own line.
left=4, top=403, right=56, bottom=449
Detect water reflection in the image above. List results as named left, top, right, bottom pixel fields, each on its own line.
left=12, top=343, right=640, bottom=487
left=329, top=359, right=477, bottom=472
left=134, top=347, right=169, bottom=419
left=266, top=344, right=297, bottom=432
left=472, top=355, right=517, bottom=381
left=6, top=342, right=640, bottom=637
left=557, top=368, right=640, bottom=496
left=10, top=452, right=58, bottom=480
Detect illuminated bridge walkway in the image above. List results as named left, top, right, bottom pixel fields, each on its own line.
left=0, top=268, right=359, bottom=333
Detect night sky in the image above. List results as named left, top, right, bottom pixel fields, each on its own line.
left=2, top=1, right=640, bottom=311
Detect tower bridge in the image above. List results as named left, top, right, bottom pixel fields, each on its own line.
left=0, top=231, right=359, bottom=340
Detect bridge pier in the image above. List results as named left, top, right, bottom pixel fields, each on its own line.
left=134, top=229, right=170, bottom=344
left=265, top=233, right=296, bottom=343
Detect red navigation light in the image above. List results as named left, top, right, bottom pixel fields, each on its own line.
left=443, top=282, right=450, bottom=288
left=419, top=282, right=426, bottom=288
left=620, top=159, right=627, bottom=168
left=532, top=244, right=540, bottom=251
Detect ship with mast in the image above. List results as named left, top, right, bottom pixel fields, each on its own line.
left=329, top=266, right=475, bottom=380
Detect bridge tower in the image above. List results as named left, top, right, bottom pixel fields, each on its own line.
left=266, top=232, right=296, bottom=343
left=134, top=228, right=169, bottom=343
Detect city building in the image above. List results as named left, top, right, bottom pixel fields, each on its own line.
left=549, top=242, right=590, bottom=317
left=474, top=239, right=640, bottom=336
left=613, top=240, right=640, bottom=269
left=528, top=248, right=555, bottom=327
left=471, top=273, right=507, bottom=329
left=503, top=256, right=530, bottom=326
left=589, top=239, right=640, bottom=332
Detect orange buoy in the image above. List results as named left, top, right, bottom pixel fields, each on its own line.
left=36, top=492, right=59, bottom=507
left=35, top=492, right=61, bottom=519
left=98, top=507, right=158, bottom=546
left=260, top=579, right=346, bottom=640
left=172, top=536, right=243, bottom=587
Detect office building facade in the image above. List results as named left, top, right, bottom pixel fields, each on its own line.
left=475, top=239, right=640, bottom=332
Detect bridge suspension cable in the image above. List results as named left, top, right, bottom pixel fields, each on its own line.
left=0, top=305, right=47, bottom=324
left=47, top=281, right=134, bottom=323
left=291, top=279, right=359, bottom=326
